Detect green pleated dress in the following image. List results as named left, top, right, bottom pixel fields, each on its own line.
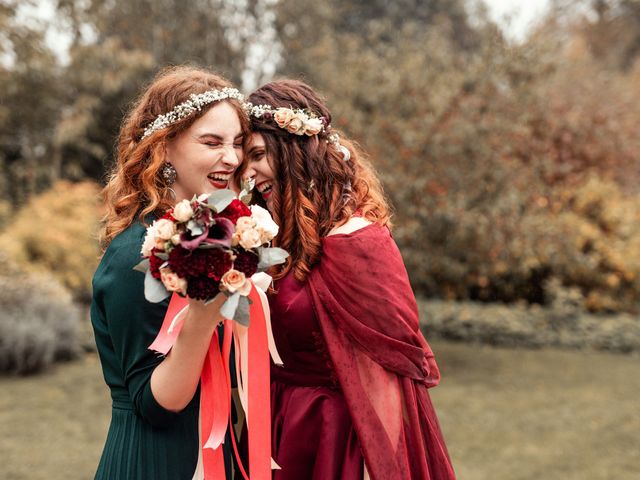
left=91, top=220, right=231, bottom=480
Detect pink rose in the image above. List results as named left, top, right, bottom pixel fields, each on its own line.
left=220, top=269, right=252, bottom=296
left=285, top=113, right=306, bottom=135
left=160, top=267, right=188, bottom=295
left=274, top=108, right=295, bottom=128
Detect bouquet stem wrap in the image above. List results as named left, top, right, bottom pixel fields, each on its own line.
left=148, top=272, right=282, bottom=480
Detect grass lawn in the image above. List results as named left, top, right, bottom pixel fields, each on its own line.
left=1, top=340, right=638, bottom=479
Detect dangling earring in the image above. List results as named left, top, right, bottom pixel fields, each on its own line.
left=161, top=162, right=177, bottom=186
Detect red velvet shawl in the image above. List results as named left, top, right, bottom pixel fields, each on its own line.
left=307, top=224, right=456, bottom=480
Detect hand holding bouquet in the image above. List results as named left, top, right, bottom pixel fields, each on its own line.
left=135, top=188, right=288, bottom=325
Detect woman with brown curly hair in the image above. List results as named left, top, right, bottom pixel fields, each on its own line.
left=91, top=66, right=248, bottom=480
left=242, top=80, right=456, bottom=479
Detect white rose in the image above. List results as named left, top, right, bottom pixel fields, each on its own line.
left=173, top=200, right=194, bottom=222
left=304, top=117, right=324, bottom=136
left=250, top=205, right=279, bottom=241
left=171, top=234, right=181, bottom=245
left=154, top=219, right=176, bottom=240
left=141, top=225, right=158, bottom=257
left=238, top=228, right=263, bottom=249
left=235, top=216, right=256, bottom=232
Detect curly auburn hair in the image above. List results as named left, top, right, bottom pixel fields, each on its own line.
left=247, top=79, right=392, bottom=282
left=100, top=66, right=249, bottom=248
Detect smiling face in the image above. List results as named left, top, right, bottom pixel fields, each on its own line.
left=244, top=133, right=276, bottom=211
left=166, top=101, right=244, bottom=202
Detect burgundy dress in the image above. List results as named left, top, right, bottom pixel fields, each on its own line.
left=267, top=223, right=456, bottom=480
left=269, top=271, right=364, bottom=479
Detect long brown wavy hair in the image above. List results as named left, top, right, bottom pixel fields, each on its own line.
left=247, top=80, right=392, bottom=282
left=101, top=66, right=249, bottom=248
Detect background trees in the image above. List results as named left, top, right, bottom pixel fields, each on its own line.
left=2, top=0, right=640, bottom=313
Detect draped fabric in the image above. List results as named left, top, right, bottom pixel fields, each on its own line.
left=307, top=224, right=456, bottom=480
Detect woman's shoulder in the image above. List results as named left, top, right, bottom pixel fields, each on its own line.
left=320, top=220, right=394, bottom=267
left=109, top=220, right=147, bottom=250
left=99, top=221, right=147, bottom=273
left=323, top=218, right=389, bottom=243
left=326, top=216, right=374, bottom=237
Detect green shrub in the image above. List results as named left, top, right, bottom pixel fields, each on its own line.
left=419, top=288, right=640, bottom=353
left=0, top=252, right=82, bottom=375
left=0, top=180, right=102, bottom=302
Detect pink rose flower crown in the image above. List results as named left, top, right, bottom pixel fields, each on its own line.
left=134, top=183, right=288, bottom=326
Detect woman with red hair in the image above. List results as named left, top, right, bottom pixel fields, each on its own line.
left=243, top=80, right=456, bottom=479
left=91, top=66, right=248, bottom=480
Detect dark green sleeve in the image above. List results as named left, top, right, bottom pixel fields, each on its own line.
left=99, top=237, right=184, bottom=427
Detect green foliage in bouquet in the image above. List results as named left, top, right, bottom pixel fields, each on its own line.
left=0, top=181, right=102, bottom=302
left=0, top=252, right=81, bottom=375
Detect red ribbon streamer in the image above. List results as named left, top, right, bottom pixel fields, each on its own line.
left=246, top=283, right=272, bottom=480
left=149, top=286, right=273, bottom=479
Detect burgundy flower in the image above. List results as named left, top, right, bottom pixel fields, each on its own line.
left=193, top=206, right=213, bottom=225
left=186, top=275, right=220, bottom=301
left=203, top=217, right=234, bottom=248
left=205, top=248, right=233, bottom=281
left=179, top=216, right=210, bottom=250
left=168, top=246, right=207, bottom=277
left=234, top=251, right=259, bottom=277
left=149, top=251, right=164, bottom=279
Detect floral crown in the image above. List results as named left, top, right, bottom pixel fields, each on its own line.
left=243, top=102, right=350, bottom=161
left=141, top=87, right=244, bottom=140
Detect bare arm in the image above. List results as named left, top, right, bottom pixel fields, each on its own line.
left=150, top=294, right=226, bottom=412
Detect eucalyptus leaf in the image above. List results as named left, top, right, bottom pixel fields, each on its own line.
left=133, top=258, right=150, bottom=273
left=155, top=251, right=169, bottom=260
left=234, top=296, right=251, bottom=327
left=187, top=219, right=205, bottom=236
left=220, top=292, right=240, bottom=319
left=144, top=269, right=171, bottom=303
left=258, top=247, right=290, bottom=269
left=206, top=189, right=236, bottom=213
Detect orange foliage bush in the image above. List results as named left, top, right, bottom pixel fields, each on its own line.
left=0, top=181, right=102, bottom=302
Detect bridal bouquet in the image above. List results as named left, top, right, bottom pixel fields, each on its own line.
left=135, top=188, right=287, bottom=325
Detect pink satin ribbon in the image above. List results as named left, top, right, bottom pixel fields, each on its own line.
left=149, top=280, right=276, bottom=479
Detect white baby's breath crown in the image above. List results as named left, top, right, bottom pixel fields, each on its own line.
left=141, top=87, right=244, bottom=140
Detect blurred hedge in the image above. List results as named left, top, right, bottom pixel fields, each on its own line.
left=0, top=252, right=82, bottom=375
left=419, top=290, right=640, bottom=354
left=0, top=180, right=102, bottom=302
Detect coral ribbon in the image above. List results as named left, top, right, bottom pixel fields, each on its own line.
left=148, top=275, right=280, bottom=480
